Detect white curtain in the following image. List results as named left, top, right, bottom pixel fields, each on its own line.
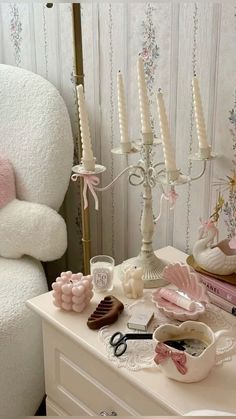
left=81, top=2, right=236, bottom=264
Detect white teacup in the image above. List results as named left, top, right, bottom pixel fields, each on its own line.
left=153, top=321, right=236, bottom=383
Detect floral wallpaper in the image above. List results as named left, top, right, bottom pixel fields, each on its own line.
left=0, top=3, right=83, bottom=279
left=81, top=2, right=236, bottom=263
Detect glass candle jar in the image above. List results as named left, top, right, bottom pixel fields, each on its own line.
left=90, top=255, right=115, bottom=292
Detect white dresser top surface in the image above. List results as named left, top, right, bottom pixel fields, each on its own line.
left=27, top=246, right=236, bottom=415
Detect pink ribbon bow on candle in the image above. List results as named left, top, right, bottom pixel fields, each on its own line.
left=154, top=342, right=187, bottom=375
left=71, top=173, right=100, bottom=211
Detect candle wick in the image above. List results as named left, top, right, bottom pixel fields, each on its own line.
left=193, top=72, right=197, bottom=77
left=158, top=88, right=162, bottom=93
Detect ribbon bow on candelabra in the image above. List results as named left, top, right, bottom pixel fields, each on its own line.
left=71, top=173, right=100, bottom=211
left=154, top=188, right=179, bottom=223
left=154, top=342, right=187, bottom=375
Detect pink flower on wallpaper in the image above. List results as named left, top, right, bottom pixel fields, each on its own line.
left=141, top=48, right=149, bottom=60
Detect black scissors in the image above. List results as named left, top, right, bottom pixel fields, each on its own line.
left=109, top=331, right=153, bottom=357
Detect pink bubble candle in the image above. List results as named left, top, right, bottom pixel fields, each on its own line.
left=51, top=270, right=93, bottom=312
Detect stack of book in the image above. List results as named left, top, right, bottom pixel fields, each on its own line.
left=199, top=273, right=236, bottom=316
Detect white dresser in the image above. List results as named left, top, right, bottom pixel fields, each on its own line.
left=27, top=247, right=236, bottom=416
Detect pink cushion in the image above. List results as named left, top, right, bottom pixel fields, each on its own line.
left=0, top=155, right=16, bottom=208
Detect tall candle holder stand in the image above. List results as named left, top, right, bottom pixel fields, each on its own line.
left=72, top=137, right=217, bottom=289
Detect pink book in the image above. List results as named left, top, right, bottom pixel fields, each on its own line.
left=199, top=273, right=236, bottom=305
left=208, top=292, right=236, bottom=316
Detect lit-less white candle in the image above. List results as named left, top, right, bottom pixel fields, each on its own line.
left=76, top=84, right=95, bottom=171
left=137, top=56, right=153, bottom=144
left=192, top=76, right=209, bottom=151
left=156, top=90, right=177, bottom=172
left=117, top=71, right=131, bottom=152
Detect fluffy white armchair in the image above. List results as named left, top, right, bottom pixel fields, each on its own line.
left=0, top=64, right=73, bottom=415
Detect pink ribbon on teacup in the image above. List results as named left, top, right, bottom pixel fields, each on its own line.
left=154, top=342, right=187, bottom=375
left=71, top=173, right=100, bottom=211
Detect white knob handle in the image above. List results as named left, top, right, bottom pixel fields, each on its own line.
left=99, top=411, right=117, bottom=416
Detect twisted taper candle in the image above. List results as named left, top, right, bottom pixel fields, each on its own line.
left=76, top=84, right=95, bottom=171
left=117, top=71, right=131, bottom=152
left=137, top=56, right=153, bottom=143
left=157, top=90, right=177, bottom=172
left=192, top=77, right=209, bottom=150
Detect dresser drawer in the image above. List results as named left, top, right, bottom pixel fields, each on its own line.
left=43, top=322, right=170, bottom=416
left=43, top=322, right=138, bottom=415
left=46, top=397, right=70, bottom=416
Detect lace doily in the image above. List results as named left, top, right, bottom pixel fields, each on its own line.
left=98, top=295, right=236, bottom=371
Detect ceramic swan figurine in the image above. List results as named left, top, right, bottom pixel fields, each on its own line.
left=193, top=220, right=236, bottom=275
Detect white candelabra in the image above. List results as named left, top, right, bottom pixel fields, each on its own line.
left=72, top=60, right=217, bottom=289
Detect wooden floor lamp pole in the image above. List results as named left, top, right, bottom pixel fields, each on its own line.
left=72, top=4, right=91, bottom=275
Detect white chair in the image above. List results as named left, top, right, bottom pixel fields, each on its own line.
left=0, top=64, right=73, bottom=415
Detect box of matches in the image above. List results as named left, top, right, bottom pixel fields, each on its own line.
left=127, top=309, right=154, bottom=331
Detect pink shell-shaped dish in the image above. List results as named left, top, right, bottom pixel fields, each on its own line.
left=152, top=262, right=209, bottom=321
